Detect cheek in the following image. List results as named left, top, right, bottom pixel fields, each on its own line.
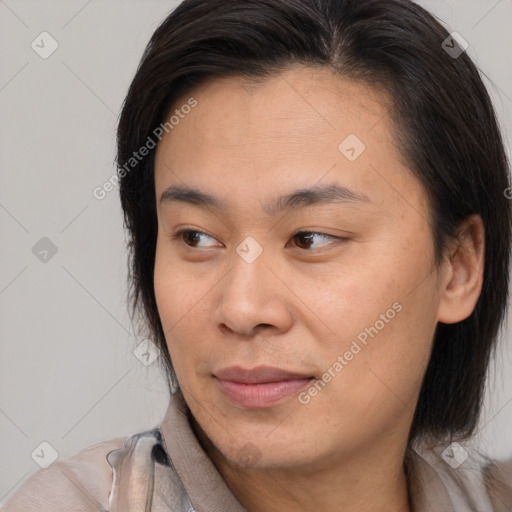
left=154, top=239, right=216, bottom=376
left=307, top=261, right=405, bottom=350
left=154, top=241, right=176, bottom=327
left=305, top=309, right=435, bottom=450
left=154, top=237, right=204, bottom=326
left=327, top=279, right=438, bottom=416
left=154, top=241, right=190, bottom=363
left=312, top=235, right=439, bottom=397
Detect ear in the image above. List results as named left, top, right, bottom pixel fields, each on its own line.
left=437, top=214, right=485, bottom=324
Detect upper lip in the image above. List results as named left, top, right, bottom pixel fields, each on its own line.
left=214, top=365, right=313, bottom=384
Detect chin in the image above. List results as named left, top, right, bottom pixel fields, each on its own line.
left=216, top=426, right=324, bottom=470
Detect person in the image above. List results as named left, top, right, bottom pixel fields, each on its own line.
left=4, top=0, right=512, bottom=510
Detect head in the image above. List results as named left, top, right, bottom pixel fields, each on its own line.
left=117, top=0, right=511, bottom=470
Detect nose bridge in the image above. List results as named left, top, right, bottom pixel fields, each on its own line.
left=216, top=235, right=289, bottom=335
left=226, top=234, right=270, bottom=303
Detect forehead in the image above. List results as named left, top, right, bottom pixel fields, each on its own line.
left=153, top=65, right=421, bottom=216
left=168, top=66, right=391, bottom=144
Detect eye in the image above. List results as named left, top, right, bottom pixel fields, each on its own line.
left=169, top=228, right=345, bottom=251
left=170, top=229, right=219, bottom=248
left=289, top=230, right=342, bottom=250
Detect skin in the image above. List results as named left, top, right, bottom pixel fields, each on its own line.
left=153, top=65, right=485, bottom=512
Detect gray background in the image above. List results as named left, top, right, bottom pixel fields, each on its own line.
left=0, top=0, right=511, bottom=505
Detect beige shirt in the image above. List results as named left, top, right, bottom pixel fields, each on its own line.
left=3, top=390, right=512, bottom=511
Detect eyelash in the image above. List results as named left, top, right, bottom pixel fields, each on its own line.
left=169, top=227, right=346, bottom=251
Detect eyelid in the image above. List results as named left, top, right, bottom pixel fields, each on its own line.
left=291, top=228, right=336, bottom=238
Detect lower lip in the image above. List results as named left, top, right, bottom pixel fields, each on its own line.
left=216, top=377, right=314, bottom=408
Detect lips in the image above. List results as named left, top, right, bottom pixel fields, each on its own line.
left=214, top=365, right=314, bottom=408
left=215, top=365, right=312, bottom=383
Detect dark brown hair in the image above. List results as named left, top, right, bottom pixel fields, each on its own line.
left=116, top=0, right=511, bottom=444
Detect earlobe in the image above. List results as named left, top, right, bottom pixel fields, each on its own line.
left=437, top=214, right=485, bottom=324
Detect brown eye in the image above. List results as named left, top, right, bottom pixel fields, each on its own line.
left=171, top=229, right=219, bottom=248
left=290, top=231, right=341, bottom=250
left=183, top=230, right=203, bottom=247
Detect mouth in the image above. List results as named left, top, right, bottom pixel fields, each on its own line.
left=214, top=366, right=315, bottom=408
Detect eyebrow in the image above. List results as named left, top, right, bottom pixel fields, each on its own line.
left=159, top=182, right=372, bottom=215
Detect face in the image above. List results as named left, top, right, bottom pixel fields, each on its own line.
left=153, top=65, right=445, bottom=471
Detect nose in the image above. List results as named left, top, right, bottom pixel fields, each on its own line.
left=213, top=242, right=293, bottom=339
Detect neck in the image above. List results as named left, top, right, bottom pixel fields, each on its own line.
left=192, top=418, right=412, bottom=512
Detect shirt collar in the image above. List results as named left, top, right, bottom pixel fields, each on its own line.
left=160, top=390, right=247, bottom=512
left=160, top=390, right=477, bottom=512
